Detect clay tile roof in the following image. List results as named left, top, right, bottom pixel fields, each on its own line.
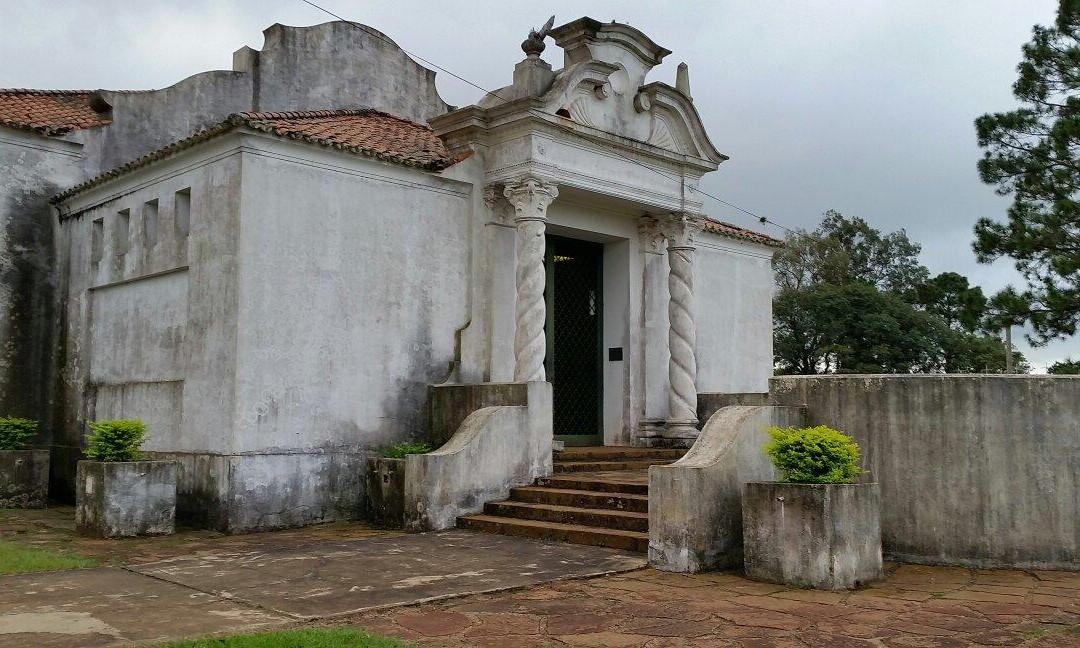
left=52, top=108, right=457, bottom=203
left=236, top=109, right=452, bottom=169
left=0, top=89, right=112, bottom=135
left=703, top=217, right=784, bottom=248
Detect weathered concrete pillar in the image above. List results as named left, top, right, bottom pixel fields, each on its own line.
left=659, top=212, right=704, bottom=444
left=637, top=216, right=668, bottom=446
left=503, top=176, right=558, bottom=382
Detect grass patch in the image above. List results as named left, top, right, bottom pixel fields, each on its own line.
left=0, top=538, right=97, bottom=575
left=160, top=628, right=412, bottom=647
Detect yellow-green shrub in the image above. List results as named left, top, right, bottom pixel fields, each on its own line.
left=764, top=425, right=862, bottom=484
left=85, top=419, right=146, bottom=462
left=0, top=417, right=37, bottom=451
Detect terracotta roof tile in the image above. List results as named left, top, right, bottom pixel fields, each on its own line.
left=53, top=108, right=456, bottom=203
left=703, top=217, right=783, bottom=248
left=0, top=89, right=111, bottom=135
left=237, top=109, right=452, bottom=169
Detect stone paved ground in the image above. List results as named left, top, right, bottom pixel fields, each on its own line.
left=331, top=563, right=1080, bottom=647
left=3, top=509, right=1080, bottom=646
left=0, top=506, right=393, bottom=566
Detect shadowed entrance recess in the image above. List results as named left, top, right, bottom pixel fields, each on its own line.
left=546, top=235, right=603, bottom=445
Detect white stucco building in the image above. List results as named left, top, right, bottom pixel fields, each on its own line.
left=1, top=17, right=779, bottom=532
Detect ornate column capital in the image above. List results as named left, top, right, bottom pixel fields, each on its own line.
left=483, top=183, right=514, bottom=224
left=658, top=212, right=705, bottom=250
left=638, top=216, right=665, bottom=255
left=504, top=176, right=559, bottom=223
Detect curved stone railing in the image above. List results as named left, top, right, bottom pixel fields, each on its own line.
left=648, top=405, right=805, bottom=573
left=403, top=381, right=552, bottom=531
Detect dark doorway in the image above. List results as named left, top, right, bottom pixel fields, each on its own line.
left=545, top=235, right=603, bottom=446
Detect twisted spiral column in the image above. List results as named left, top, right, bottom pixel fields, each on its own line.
left=660, top=213, right=705, bottom=439
left=504, top=177, right=559, bottom=382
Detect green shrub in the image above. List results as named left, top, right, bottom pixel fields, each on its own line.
left=0, top=417, right=38, bottom=451
left=764, top=425, right=862, bottom=484
left=380, top=441, right=434, bottom=458
left=85, top=419, right=147, bottom=462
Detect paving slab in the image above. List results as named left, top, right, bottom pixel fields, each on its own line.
left=129, top=529, right=645, bottom=619
left=0, top=567, right=288, bottom=646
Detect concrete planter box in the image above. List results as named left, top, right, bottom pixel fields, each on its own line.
left=743, top=482, right=883, bottom=590
left=76, top=460, right=179, bottom=538
left=0, top=449, right=50, bottom=508
left=366, top=457, right=405, bottom=528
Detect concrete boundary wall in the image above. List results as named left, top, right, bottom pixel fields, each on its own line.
left=649, top=405, right=805, bottom=572
left=771, top=375, right=1080, bottom=570
left=405, top=381, right=553, bottom=531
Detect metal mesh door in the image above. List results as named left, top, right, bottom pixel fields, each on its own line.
left=546, top=235, right=603, bottom=442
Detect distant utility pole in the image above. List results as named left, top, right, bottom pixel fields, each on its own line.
left=1004, top=325, right=1014, bottom=374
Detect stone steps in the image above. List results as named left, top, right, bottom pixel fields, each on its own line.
left=554, top=447, right=686, bottom=462
left=553, top=460, right=673, bottom=473
left=458, top=446, right=685, bottom=553
left=508, top=485, right=649, bottom=513
left=537, top=474, right=648, bottom=495
left=457, top=514, right=649, bottom=552
left=482, top=500, right=649, bottom=532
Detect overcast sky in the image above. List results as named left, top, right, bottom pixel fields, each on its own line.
left=2, top=0, right=1068, bottom=369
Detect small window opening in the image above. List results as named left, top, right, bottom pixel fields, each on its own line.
left=91, top=218, right=104, bottom=263
left=143, top=199, right=159, bottom=246
left=555, top=108, right=572, bottom=119
left=115, top=209, right=130, bottom=255
left=174, top=188, right=191, bottom=237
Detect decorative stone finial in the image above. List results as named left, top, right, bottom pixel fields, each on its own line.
left=522, top=15, right=555, bottom=57
left=676, top=62, right=692, bottom=101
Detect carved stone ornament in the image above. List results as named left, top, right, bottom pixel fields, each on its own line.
left=658, top=212, right=705, bottom=249
left=522, top=15, right=555, bottom=58
left=638, top=216, right=665, bottom=254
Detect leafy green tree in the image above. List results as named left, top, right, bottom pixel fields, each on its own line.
left=973, top=0, right=1080, bottom=342
left=773, top=210, right=928, bottom=293
left=774, top=215, right=1028, bottom=375
left=774, top=283, right=944, bottom=374
left=773, top=285, right=843, bottom=374
left=1048, top=358, right=1080, bottom=373
left=908, top=272, right=987, bottom=332
left=818, top=210, right=929, bottom=294
left=938, top=329, right=1030, bottom=373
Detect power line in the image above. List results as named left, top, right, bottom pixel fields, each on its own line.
left=298, top=0, right=795, bottom=236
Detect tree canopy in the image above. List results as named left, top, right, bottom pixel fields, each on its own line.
left=774, top=211, right=1027, bottom=375
left=973, top=0, right=1080, bottom=343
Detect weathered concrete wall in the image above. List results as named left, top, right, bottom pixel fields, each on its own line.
left=697, top=392, right=770, bottom=426
left=743, top=482, right=883, bottom=590
left=694, top=233, right=774, bottom=395
left=233, top=135, right=470, bottom=452
left=71, top=21, right=451, bottom=176
left=76, top=460, right=178, bottom=537
left=0, top=449, right=50, bottom=508
left=405, top=381, right=553, bottom=531
left=245, top=22, right=450, bottom=122
left=55, top=135, right=244, bottom=501
left=366, top=456, right=405, bottom=527
left=0, top=129, right=83, bottom=438
left=771, top=375, right=1080, bottom=570
left=649, top=405, right=804, bottom=572
left=77, top=74, right=252, bottom=176
left=428, top=383, right=528, bottom=447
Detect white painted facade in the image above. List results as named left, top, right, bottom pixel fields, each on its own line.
left=45, top=17, right=778, bottom=530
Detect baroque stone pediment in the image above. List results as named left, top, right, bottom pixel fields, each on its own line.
left=531, top=20, right=725, bottom=164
